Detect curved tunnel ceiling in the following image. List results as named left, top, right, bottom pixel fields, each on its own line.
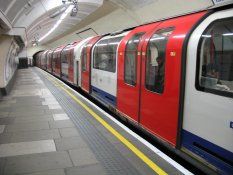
left=0, top=0, right=103, bottom=46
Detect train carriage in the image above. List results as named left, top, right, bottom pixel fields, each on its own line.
left=35, top=5, right=233, bottom=174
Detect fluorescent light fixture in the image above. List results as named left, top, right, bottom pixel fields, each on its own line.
left=38, top=5, right=73, bottom=42
left=150, top=37, right=165, bottom=41
left=202, top=35, right=211, bottom=38
left=223, top=33, right=233, bottom=36
left=173, top=34, right=186, bottom=38
left=60, top=13, right=66, bottom=20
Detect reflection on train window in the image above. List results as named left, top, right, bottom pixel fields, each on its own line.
left=81, top=46, right=87, bottom=71
left=198, top=18, right=233, bottom=96
left=124, top=32, right=145, bottom=86
left=145, top=27, right=174, bottom=93
left=93, top=36, right=123, bottom=73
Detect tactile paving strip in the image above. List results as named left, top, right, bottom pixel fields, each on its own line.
left=36, top=69, right=142, bottom=175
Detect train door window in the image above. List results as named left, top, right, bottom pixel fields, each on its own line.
left=197, top=18, right=233, bottom=97
left=52, top=54, right=55, bottom=69
left=70, top=50, right=74, bottom=68
left=81, top=46, right=87, bottom=71
left=124, top=32, right=145, bottom=86
left=61, top=48, right=69, bottom=78
left=145, top=27, right=174, bottom=93
left=93, top=36, right=123, bottom=73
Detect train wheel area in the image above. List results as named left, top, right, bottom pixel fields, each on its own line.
left=0, top=67, right=198, bottom=175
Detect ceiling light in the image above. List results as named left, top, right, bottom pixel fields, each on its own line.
left=50, top=7, right=67, bottom=18
left=38, top=5, right=73, bottom=42
left=70, top=6, right=78, bottom=16
left=62, top=0, right=68, bottom=4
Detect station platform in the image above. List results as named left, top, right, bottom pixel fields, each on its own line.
left=0, top=67, right=191, bottom=175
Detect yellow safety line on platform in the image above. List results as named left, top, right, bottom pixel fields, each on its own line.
left=44, top=72, right=168, bottom=175
left=60, top=86, right=168, bottom=175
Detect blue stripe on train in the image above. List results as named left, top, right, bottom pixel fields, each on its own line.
left=91, top=86, right=116, bottom=107
left=182, top=130, right=233, bottom=175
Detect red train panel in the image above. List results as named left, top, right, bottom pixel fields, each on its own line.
left=61, top=41, right=80, bottom=83
left=47, top=49, right=54, bottom=72
left=68, top=41, right=80, bottom=83
left=52, top=45, right=66, bottom=77
left=117, top=11, right=207, bottom=146
left=139, top=12, right=207, bottom=146
left=117, top=22, right=161, bottom=122
left=81, top=36, right=101, bottom=93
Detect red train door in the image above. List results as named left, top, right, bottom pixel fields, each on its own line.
left=81, top=36, right=101, bottom=93
left=55, top=45, right=65, bottom=77
left=68, top=50, right=74, bottom=83
left=117, top=23, right=160, bottom=122
left=68, top=42, right=79, bottom=83
left=139, top=12, right=207, bottom=146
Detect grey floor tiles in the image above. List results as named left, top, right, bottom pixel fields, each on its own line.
left=0, top=133, right=12, bottom=144
left=55, top=136, right=88, bottom=151
left=0, top=125, right=5, bottom=134
left=14, top=115, right=53, bottom=123
left=10, top=129, right=60, bottom=143
left=3, top=151, right=72, bottom=175
left=22, top=169, right=66, bottom=175
left=49, top=120, right=74, bottom=129
left=0, top=68, right=183, bottom=175
left=10, top=105, right=49, bottom=112
left=5, top=121, right=50, bottom=132
left=8, top=110, right=47, bottom=117
left=0, top=112, right=9, bottom=118
left=68, top=148, right=99, bottom=167
left=0, top=118, right=15, bottom=125
left=66, top=164, right=107, bottom=175
left=59, top=128, right=79, bottom=138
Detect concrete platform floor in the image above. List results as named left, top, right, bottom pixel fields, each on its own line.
left=0, top=68, right=187, bottom=175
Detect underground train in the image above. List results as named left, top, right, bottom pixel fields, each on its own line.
left=34, top=6, right=233, bottom=175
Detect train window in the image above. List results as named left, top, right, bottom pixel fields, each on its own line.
left=145, top=27, right=174, bottom=93
left=124, top=32, right=145, bottom=86
left=61, top=50, right=68, bottom=63
left=81, top=46, right=87, bottom=71
left=197, top=18, right=233, bottom=97
left=93, top=36, right=123, bottom=73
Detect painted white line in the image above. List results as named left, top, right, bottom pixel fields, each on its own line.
left=48, top=104, right=62, bottom=110
left=41, top=69, right=193, bottom=175
left=0, top=140, right=56, bottom=157
left=53, top=114, right=69, bottom=121
left=42, top=101, right=59, bottom=105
